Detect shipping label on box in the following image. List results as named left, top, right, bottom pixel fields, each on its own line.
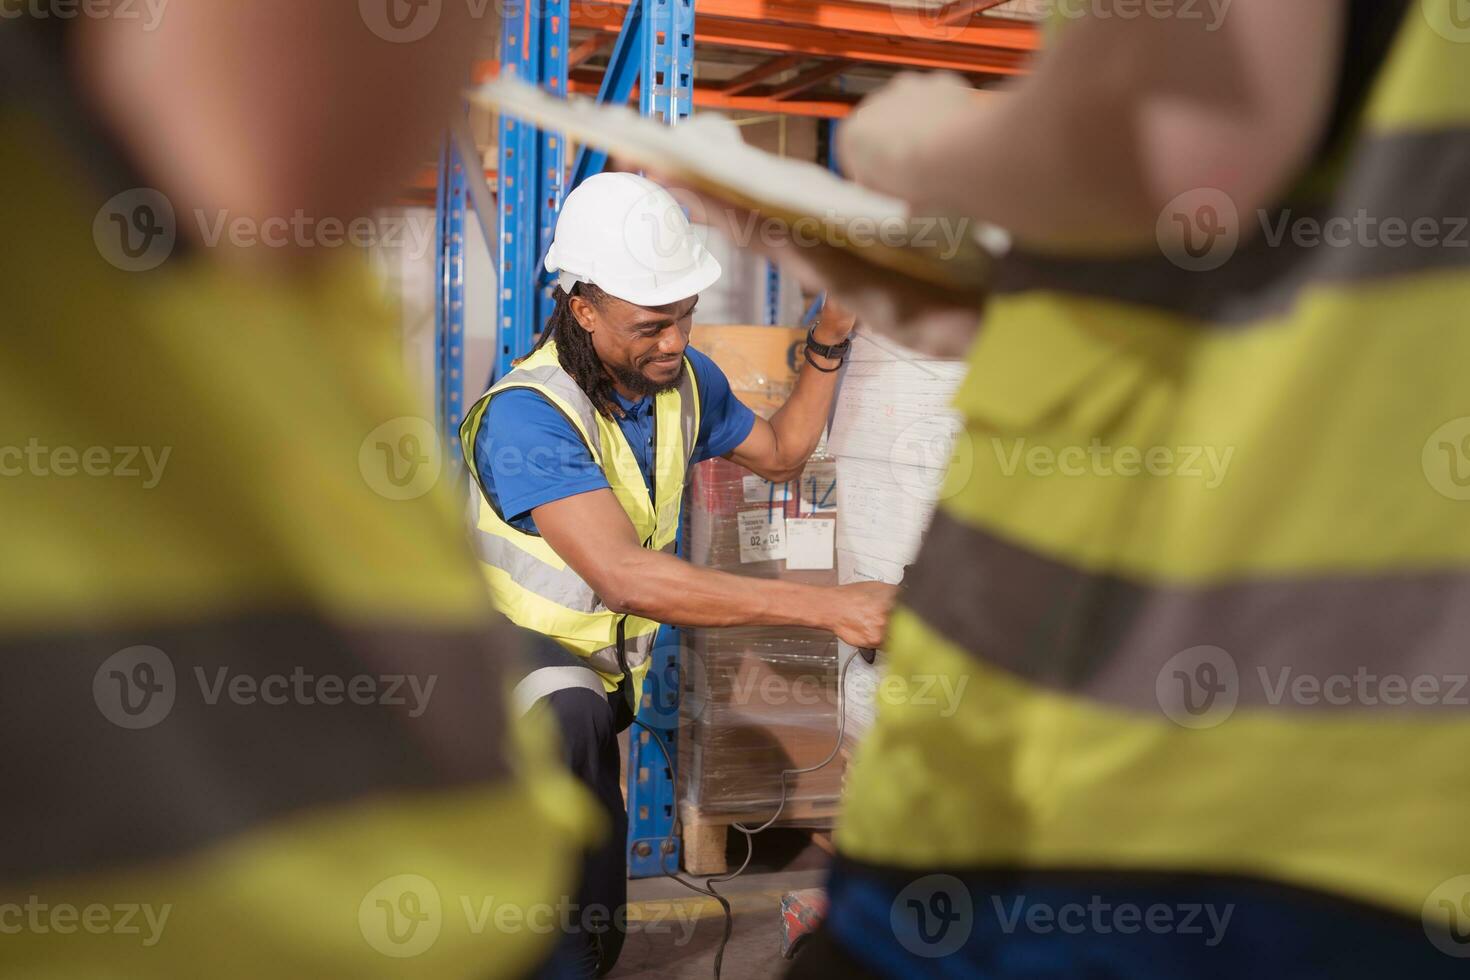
left=797, top=459, right=838, bottom=513
left=742, top=474, right=791, bottom=505
left=786, top=518, right=835, bottom=570
left=737, top=509, right=786, bottom=563
left=742, top=463, right=837, bottom=516
left=691, top=453, right=838, bottom=582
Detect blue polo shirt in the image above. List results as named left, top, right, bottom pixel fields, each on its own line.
left=473, top=346, right=756, bottom=534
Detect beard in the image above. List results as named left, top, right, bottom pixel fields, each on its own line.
left=609, top=356, right=686, bottom=398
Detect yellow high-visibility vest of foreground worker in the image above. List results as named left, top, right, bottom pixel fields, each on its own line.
left=460, top=339, right=700, bottom=707
left=0, top=19, right=595, bottom=978
left=839, top=1, right=1470, bottom=932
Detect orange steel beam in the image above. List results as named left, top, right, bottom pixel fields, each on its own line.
left=722, top=54, right=806, bottom=95
left=939, top=0, right=1016, bottom=27
left=569, top=2, right=1036, bottom=75
left=769, top=60, right=850, bottom=100
left=402, top=164, right=498, bottom=203
left=568, top=33, right=614, bottom=68
left=586, top=0, right=1039, bottom=51
left=488, top=41, right=1017, bottom=83
left=679, top=25, right=1026, bottom=76
left=567, top=74, right=860, bottom=117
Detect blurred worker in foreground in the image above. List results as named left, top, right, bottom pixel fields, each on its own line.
left=459, top=170, right=894, bottom=975
left=659, top=0, right=1470, bottom=975
left=1, top=6, right=596, bottom=978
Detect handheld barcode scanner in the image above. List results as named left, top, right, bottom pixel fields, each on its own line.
left=858, top=563, right=914, bottom=664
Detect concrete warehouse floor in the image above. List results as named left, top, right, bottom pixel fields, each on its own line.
left=610, top=831, right=830, bottom=980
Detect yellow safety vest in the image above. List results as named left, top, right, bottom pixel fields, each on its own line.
left=460, top=340, right=701, bottom=706
left=0, top=36, right=596, bottom=976
left=838, top=5, right=1470, bottom=921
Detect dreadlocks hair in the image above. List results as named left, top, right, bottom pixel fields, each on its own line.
left=528, top=282, right=625, bottom=419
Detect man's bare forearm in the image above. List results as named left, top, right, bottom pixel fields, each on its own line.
left=610, top=547, right=835, bottom=632
left=762, top=344, right=842, bottom=479
left=532, top=490, right=893, bottom=649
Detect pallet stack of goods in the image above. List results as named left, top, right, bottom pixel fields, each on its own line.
left=826, top=331, right=969, bottom=752
left=679, top=325, right=844, bottom=875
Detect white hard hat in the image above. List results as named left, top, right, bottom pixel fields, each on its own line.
left=544, top=171, right=722, bottom=307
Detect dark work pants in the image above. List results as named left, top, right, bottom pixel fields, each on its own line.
left=521, top=634, right=636, bottom=978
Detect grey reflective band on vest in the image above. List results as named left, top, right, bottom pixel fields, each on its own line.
left=676, top=360, right=700, bottom=470
left=626, top=629, right=656, bottom=669
left=585, top=629, right=657, bottom=677
left=904, top=509, right=1470, bottom=714
left=513, top=665, right=609, bottom=715
left=473, top=527, right=608, bottom=615
left=586, top=645, right=622, bottom=677
left=470, top=493, right=608, bottom=617
left=489, top=361, right=604, bottom=461
left=993, top=128, right=1470, bottom=326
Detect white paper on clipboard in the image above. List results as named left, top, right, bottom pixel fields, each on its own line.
left=468, top=77, right=993, bottom=294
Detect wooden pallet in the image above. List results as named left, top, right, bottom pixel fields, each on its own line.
left=679, top=799, right=840, bottom=876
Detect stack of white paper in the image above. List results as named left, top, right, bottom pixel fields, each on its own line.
left=829, top=332, right=968, bottom=575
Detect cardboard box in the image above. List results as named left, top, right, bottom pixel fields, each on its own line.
left=679, top=626, right=844, bottom=821
left=688, top=456, right=838, bottom=584
left=689, top=324, right=807, bottom=418
left=678, top=396, right=845, bottom=819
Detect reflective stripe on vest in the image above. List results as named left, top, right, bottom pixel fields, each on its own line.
left=460, top=340, right=701, bottom=699
left=836, top=7, right=1470, bottom=921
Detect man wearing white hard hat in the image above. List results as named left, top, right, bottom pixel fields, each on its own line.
left=459, top=171, right=896, bottom=975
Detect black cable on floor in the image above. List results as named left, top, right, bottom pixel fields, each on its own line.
left=630, top=646, right=862, bottom=980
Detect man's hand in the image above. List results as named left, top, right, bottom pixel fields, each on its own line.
left=837, top=71, right=982, bottom=212
left=828, top=581, right=900, bottom=650
left=811, top=294, right=858, bottom=347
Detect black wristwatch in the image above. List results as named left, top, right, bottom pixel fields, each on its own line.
left=804, top=322, right=852, bottom=372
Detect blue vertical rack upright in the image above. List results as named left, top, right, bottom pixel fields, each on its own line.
left=435, top=141, right=468, bottom=472
left=627, top=0, right=698, bottom=880
left=496, top=0, right=568, bottom=382
left=801, top=118, right=845, bottom=328
left=535, top=3, right=570, bottom=343
left=764, top=261, right=781, bottom=325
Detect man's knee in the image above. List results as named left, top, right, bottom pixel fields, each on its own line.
left=539, top=686, right=618, bottom=781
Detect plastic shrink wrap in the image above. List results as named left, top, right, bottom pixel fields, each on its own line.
left=827, top=331, right=968, bottom=750
left=679, top=325, right=844, bottom=823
